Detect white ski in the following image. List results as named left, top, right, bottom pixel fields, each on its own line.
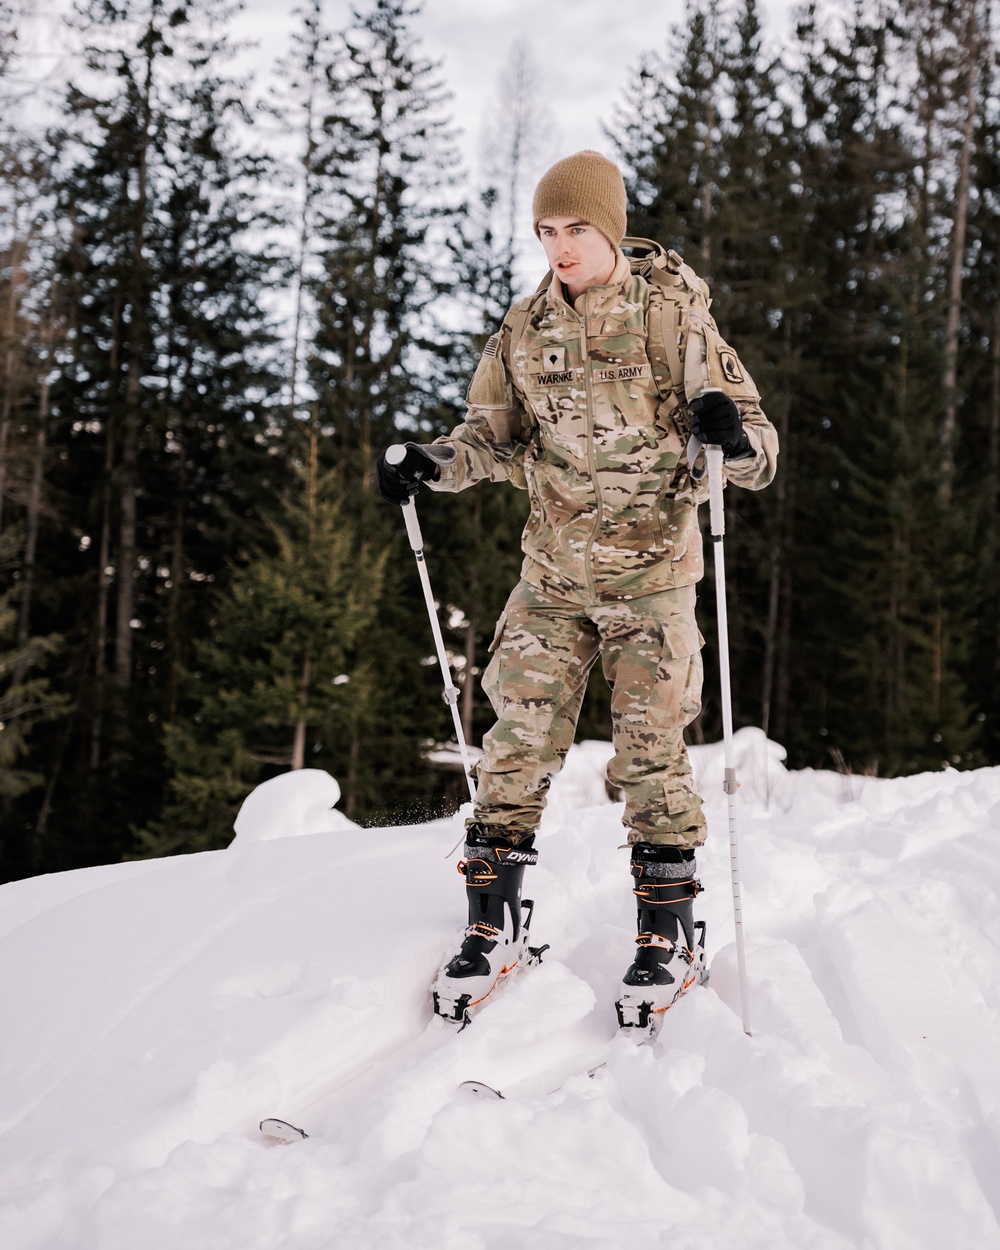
left=259, top=1117, right=308, bottom=1144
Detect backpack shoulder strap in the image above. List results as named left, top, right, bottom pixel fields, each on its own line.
left=645, top=282, right=684, bottom=415
left=501, top=272, right=550, bottom=374
left=502, top=293, right=537, bottom=376
left=499, top=278, right=549, bottom=443
left=623, top=238, right=715, bottom=410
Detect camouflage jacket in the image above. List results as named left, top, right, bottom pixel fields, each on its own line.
left=429, top=253, right=779, bottom=602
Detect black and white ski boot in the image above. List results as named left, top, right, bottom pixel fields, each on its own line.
left=615, top=843, right=708, bottom=1035
left=432, top=827, right=546, bottom=1026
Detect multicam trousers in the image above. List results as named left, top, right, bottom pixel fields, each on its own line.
left=473, top=578, right=706, bottom=849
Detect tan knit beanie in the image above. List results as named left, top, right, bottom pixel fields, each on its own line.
left=532, top=150, right=627, bottom=247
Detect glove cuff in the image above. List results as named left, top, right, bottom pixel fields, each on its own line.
left=724, top=430, right=753, bottom=461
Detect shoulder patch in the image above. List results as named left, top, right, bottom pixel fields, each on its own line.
left=482, top=333, right=500, bottom=359
left=718, top=348, right=744, bottom=384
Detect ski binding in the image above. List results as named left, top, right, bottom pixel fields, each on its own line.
left=432, top=897, right=549, bottom=1027
left=615, top=919, right=709, bottom=1036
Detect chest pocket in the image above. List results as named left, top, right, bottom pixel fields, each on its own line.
left=522, top=342, right=585, bottom=428
left=584, top=290, right=657, bottom=426
left=592, top=356, right=660, bottom=429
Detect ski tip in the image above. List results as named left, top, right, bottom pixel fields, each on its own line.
left=259, top=1117, right=308, bottom=1144
left=459, top=1079, right=504, bottom=1100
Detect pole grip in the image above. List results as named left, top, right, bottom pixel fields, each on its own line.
left=707, top=445, right=726, bottom=539
left=400, top=496, right=422, bottom=552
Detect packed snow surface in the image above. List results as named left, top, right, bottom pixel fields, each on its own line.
left=2, top=728, right=999, bottom=1249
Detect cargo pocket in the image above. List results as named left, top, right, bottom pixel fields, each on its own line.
left=662, top=774, right=701, bottom=816
left=646, top=620, right=703, bottom=729
left=482, top=610, right=509, bottom=713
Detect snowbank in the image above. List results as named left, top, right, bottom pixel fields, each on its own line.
left=1, top=732, right=998, bottom=1249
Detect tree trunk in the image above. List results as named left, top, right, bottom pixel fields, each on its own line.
left=288, top=0, right=322, bottom=425
left=760, top=326, right=794, bottom=736
left=90, top=281, right=123, bottom=770
left=990, top=300, right=1000, bottom=523
left=0, top=237, right=26, bottom=534
left=113, top=29, right=154, bottom=688
left=292, top=654, right=311, bottom=770
left=167, top=424, right=187, bottom=722
left=937, top=2, right=980, bottom=507
left=15, top=297, right=54, bottom=661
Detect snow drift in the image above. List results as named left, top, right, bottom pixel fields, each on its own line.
left=1, top=728, right=999, bottom=1249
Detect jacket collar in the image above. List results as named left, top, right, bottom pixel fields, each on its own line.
left=545, top=249, right=632, bottom=315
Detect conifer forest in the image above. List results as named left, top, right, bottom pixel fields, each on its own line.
left=1, top=0, right=997, bottom=882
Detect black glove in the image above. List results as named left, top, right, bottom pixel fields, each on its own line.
left=375, top=443, right=441, bottom=504
left=690, top=390, right=752, bottom=460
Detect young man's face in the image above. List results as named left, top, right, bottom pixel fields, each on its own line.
left=537, top=217, right=617, bottom=299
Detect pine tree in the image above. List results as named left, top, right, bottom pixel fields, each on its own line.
left=0, top=528, right=69, bottom=878
left=19, top=0, right=282, bottom=870
left=136, top=436, right=385, bottom=855
left=611, top=0, right=730, bottom=262
left=701, top=0, right=801, bottom=742
left=964, top=13, right=1000, bottom=762
left=301, top=0, right=467, bottom=820
left=782, top=0, right=986, bottom=773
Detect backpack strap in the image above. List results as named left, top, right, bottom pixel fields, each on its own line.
left=645, top=284, right=684, bottom=417
left=503, top=292, right=539, bottom=378
left=500, top=281, right=549, bottom=449
left=622, top=238, right=716, bottom=414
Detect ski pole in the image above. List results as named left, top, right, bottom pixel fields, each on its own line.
left=385, top=445, right=477, bottom=805
left=704, top=440, right=752, bottom=1037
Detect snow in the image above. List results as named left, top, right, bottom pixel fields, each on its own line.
left=1, top=727, right=999, bottom=1249
left=231, top=768, right=358, bottom=845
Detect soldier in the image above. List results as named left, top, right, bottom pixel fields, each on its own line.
left=376, top=151, right=778, bottom=1029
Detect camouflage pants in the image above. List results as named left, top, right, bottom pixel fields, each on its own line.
left=473, top=578, right=706, bottom=848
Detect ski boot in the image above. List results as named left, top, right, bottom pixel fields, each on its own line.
left=432, top=826, right=547, bottom=1026
left=615, top=843, right=708, bottom=1035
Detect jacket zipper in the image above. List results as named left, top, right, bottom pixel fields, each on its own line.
left=580, top=299, right=602, bottom=601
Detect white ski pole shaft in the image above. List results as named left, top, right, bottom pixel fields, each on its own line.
left=706, top=444, right=752, bottom=1037
left=386, top=453, right=476, bottom=804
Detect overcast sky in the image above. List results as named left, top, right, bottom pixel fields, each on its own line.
left=229, top=0, right=798, bottom=278
left=17, top=1, right=799, bottom=175
left=233, top=0, right=798, bottom=179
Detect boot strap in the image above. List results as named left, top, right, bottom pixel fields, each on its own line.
left=632, top=878, right=701, bottom=905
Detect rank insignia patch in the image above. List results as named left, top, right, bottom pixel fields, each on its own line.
left=543, top=347, right=566, bottom=372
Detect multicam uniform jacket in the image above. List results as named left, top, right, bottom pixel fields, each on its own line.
left=430, top=252, right=778, bottom=602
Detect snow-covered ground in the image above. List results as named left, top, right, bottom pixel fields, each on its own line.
left=2, top=729, right=999, bottom=1249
